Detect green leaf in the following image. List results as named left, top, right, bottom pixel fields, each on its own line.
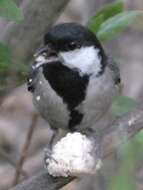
left=111, top=96, right=137, bottom=116
left=88, top=15, right=104, bottom=33
left=109, top=141, right=138, bottom=190
left=97, top=11, right=143, bottom=42
left=96, top=0, right=124, bottom=20
left=135, top=130, right=143, bottom=145
left=0, top=43, right=11, bottom=70
left=88, top=1, right=124, bottom=32
left=0, top=0, right=23, bottom=21
left=110, top=174, right=134, bottom=190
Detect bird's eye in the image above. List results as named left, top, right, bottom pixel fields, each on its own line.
left=66, top=42, right=81, bottom=50
left=47, top=43, right=53, bottom=48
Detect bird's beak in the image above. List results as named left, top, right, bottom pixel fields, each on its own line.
left=32, top=45, right=59, bottom=70
left=34, top=45, right=56, bottom=57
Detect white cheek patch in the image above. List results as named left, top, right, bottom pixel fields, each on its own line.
left=59, top=46, right=102, bottom=76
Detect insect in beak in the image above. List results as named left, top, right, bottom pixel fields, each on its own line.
left=32, top=45, right=59, bottom=70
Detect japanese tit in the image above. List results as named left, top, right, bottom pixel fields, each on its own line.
left=27, top=23, right=120, bottom=134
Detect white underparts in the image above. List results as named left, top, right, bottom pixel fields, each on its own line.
left=45, top=132, right=102, bottom=177
left=59, top=46, right=102, bottom=76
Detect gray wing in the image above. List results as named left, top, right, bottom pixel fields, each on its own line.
left=107, top=55, right=121, bottom=85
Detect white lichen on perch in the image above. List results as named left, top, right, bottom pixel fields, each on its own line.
left=45, top=132, right=102, bottom=177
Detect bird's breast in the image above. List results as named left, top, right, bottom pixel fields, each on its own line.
left=38, top=62, right=90, bottom=130
left=42, top=62, right=89, bottom=110
left=33, top=64, right=118, bottom=132
left=32, top=63, right=89, bottom=130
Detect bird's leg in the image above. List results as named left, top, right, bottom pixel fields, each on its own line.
left=45, top=128, right=58, bottom=159
left=44, top=128, right=58, bottom=169
left=75, top=127, right=96, bottom=138
left=48, top=129, right=58, bottom=149
left=49, top=128, right=69, bottom=149
left=44, top=147, right=58, bottom=170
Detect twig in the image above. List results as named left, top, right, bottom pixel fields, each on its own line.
left=0, top=148, right=27, bottom=178
left=12, top=113, right=38, bottom=186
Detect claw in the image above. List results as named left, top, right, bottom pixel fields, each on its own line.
left=44, top=148, right=58, bottom=167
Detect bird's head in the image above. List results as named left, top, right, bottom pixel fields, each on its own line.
left=32, top=23, right=106, bottom=76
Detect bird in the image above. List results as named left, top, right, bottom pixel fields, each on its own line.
left=27, top=22, right=121, bottom=141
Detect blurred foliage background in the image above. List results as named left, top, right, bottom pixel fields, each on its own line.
left=0, top=0, right=143, bottom=190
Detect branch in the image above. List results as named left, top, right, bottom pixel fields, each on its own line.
left=0, top=0, right=70, bottom=64
left=0, top=0, right=70, bottom=93
left=12, top=113, right=38, bottom=186
left=9, top=106, right=143, bottom=190
left=101, top=106, right=143, bottom=158
left=0, top=148, right=27, bottom=178
left=10, top=171, right=74, bottom=190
